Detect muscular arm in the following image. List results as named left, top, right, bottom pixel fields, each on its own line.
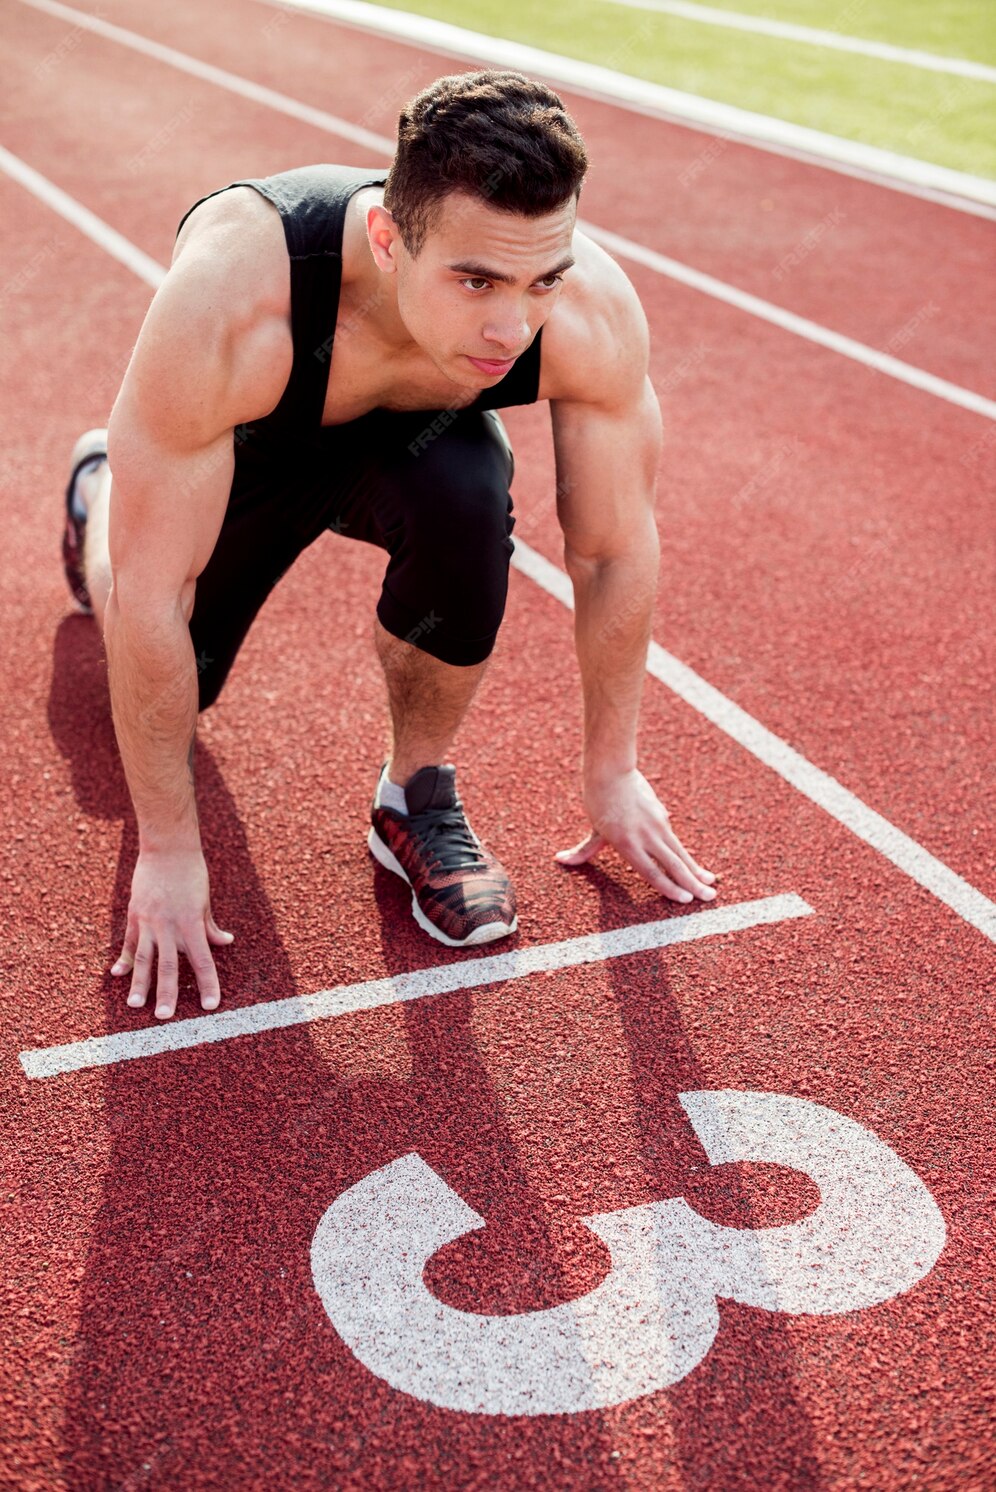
left=545, top=238, right=716, bottom=902
left=548, top=243, right=662, bottom=784
left=553, top=375, right=662, bottom=783
left=104, top=194, right=289, bottom=851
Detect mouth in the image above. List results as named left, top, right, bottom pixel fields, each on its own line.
left=466, top=354, right=518, bottom=376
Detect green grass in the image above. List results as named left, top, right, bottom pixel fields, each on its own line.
left=669, top=0, right=996, bottom=66
left=374, top=0, right=996, bottom=178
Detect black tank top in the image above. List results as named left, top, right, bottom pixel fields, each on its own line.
left=174, top=163, right=544, bottom=441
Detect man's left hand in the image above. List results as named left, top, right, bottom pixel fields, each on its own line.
left=555, top=768, right=717, bottom=904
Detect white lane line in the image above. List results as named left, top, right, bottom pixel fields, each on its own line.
left=247, top=0, right=996, bottom=216
left=17, top=0, right=393, bottom=157
left=598, top=0, right=996, bottom=83
left=582, top=222, right=996, bottom=421
left=7, top=24, right=996, bottom=428
left=3, top=152, right=993, bottom=943
left=0, top=145, right=166, bottom=288
left=512, top=543, right=996, bottom=945
left=18, top=895, right=813, bottom=1078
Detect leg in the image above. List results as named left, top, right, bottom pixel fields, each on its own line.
left=359, top=410, right=519, bottom=946
left=341, top=408, right=515, bottom=782
left=374, top=618, right=490, bottom=786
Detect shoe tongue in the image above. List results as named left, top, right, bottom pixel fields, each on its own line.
left=404, top=764, right=457, bottom=815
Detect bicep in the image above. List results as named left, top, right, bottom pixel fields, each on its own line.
left=105, top=259, right=265, bottom=613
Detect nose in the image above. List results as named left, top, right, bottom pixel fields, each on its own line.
left=482, top=318, right=530, bottom=357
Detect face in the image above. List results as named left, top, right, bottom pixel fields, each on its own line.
left=367, top=188, right=577, bottom=385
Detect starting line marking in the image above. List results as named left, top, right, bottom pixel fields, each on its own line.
left=19, top=894, right=813, bottom=1079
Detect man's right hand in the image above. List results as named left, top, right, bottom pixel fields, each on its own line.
left=111, top=848, right=235, bottom=1019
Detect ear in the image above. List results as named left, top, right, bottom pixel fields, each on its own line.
left=367, top=204, right=402, bottom=274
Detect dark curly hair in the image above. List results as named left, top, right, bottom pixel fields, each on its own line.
left=383, top=70, right=589, bottom=255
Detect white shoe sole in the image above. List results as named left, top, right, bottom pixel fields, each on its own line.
left=69, top=428, right=109, bottom=477
left=367, top=826, right=517, bottom=948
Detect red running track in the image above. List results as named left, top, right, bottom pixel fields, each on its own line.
left=2, top=0, right=994, bottom=1487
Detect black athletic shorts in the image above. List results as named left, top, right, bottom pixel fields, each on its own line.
left=189, top=404, right=517, bottom=712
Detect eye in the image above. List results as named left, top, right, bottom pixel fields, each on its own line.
left=461, top=277, right=491, bottom=292
left=535, top=274, right=565, bottom=291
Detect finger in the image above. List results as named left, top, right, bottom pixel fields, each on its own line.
left=625, top=845, right=698, bottom=903
left=206, top=912, right=235, bottom=946
left=648, top=797, right=718, bottom=886
left=554, top=831, right=605, bottom=866
left=153, top=931, right=180, bottom=1021
left=653, top=845, right=716, bottom=900
left=126, top=929, right=155, bottom=1008
left=656, top=825, right=718, bottom=894
left=112, top=920, right=138, bottom=976
left=181, top=925, right=223, bottom=1012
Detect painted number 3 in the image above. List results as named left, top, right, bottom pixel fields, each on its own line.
left=311, top=1091, right=945, bottom=1416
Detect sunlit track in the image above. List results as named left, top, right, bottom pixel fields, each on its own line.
left=19, top=895, right=814, bottom=1077
left=4, top=2, right=993, bottom=1484
left=259, top=0, right=996, bottom=214
left=6, top=7, right=995, bottom=410
left=2, top=124, right=992, bottom=940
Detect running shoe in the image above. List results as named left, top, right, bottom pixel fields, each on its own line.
left=62, top=428, right=108, bottom=615
left=368, top=762, right=518, bottom=947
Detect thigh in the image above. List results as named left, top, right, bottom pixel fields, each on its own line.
left=332, top=406, right=518, bottom=666
left=188, top=446, right=320, bottom=711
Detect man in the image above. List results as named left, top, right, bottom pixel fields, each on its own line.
left=62, top=69, right=716, bottom=1022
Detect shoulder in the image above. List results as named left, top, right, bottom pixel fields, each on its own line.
left=170, top=184, right=289, bottom=326
left=539, top=229, right=650, bottom=411
left=134, top=185, right=293, bottom=434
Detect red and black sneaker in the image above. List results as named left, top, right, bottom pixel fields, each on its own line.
left=62, top=428, right=108, bottom=615
left=368, top=763, right=518, bottom=948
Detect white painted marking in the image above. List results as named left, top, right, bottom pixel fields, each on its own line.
left=512, top=541, right=996, bottom=944
left=248, top=0, right=996, bottom=216
left=311, top=1090, right=946, bottom=1414
left=1, top=163, right=990, bottom=947
left=598, top=0, right=996, bottom=83
left=0, top=145, right=165, bottom=289
left=18, top=896, right=812, bottom=1078
left=581, top=222, right=996, bottom=420
left=17, top=0, right=393, bottom=156
left=5, top=127, right=991, bottom=424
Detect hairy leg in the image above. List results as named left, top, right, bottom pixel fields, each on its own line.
left=373, top=617, right=490, bottom=785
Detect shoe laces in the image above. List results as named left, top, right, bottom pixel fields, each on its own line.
left=407, top=803, right=487, bottom=872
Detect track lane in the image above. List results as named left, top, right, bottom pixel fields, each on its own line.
left=4, top=0, right=994, bottom=902
left=2, top=8, right=994, bottom=1487
left=8, top=0, right=996, bottom=393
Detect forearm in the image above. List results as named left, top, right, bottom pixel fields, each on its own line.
left=103, top=591, right=200, bottom=853
left=567, top=540, right=659, bottom=780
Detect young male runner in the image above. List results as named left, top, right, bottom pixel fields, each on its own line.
left=61, top=70, right=716, bottom=1021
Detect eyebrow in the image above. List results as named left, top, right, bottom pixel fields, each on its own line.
left=446, top=256, right=576, bottom=285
